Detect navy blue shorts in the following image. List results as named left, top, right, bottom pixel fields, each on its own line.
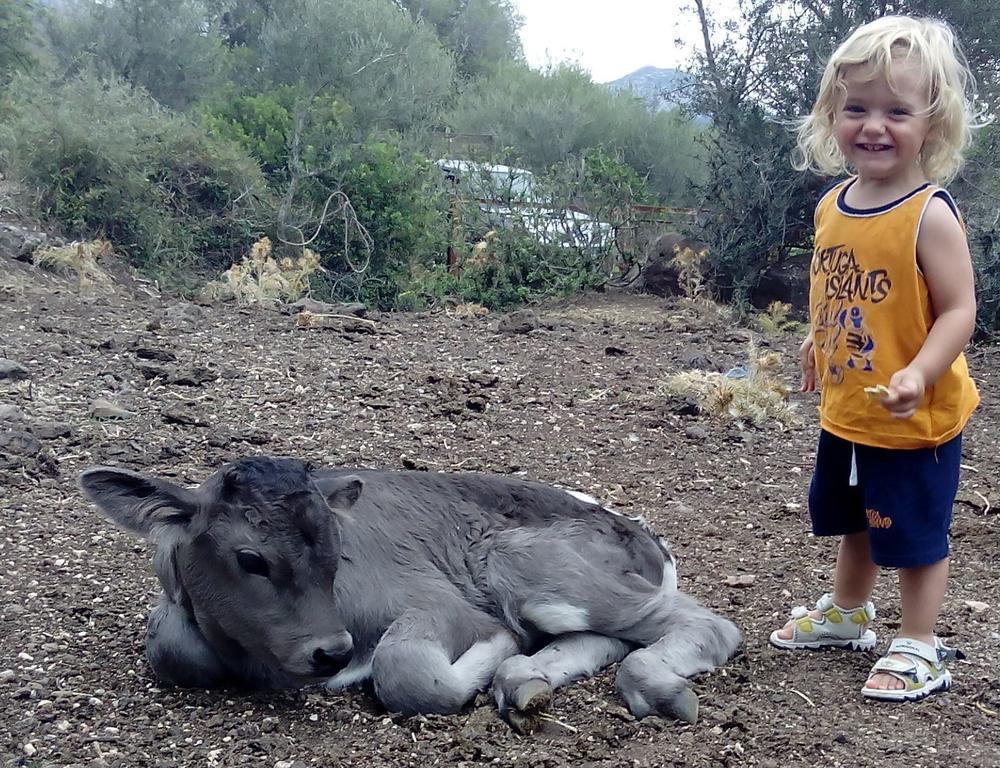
left=808, top=430, right=962, bottom=568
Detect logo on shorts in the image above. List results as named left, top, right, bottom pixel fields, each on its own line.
left=866, top=508, right=893, bottom=529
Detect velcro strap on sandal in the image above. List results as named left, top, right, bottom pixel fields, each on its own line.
left=816, top=593, right=876, bottom=622
left=871, top=655, right=917, bottom=675
left=886, top=637, right=940, bottom=665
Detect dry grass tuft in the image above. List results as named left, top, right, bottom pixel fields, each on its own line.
left=659, top=340, right=796, bottom=427
left=203, top=237, right=323, bottom=306
left=33, top=240, right=113, bottom=290
left=448, top=302, right=490, bottom=319
left=754, top=300, right=806, bottom=335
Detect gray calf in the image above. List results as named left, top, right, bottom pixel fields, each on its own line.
left=80, top=457, right=741, bottom=727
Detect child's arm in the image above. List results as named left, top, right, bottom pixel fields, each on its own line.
left=800, top=331, right=817, bottom=392
left=882, top=196, right=977, bottom=419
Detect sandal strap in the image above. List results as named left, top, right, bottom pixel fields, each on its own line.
left=868, top=639, right=952, bottom=690
left=886, top=637, right=940, bottom=664
left=816, top=592, right=876, bottom=621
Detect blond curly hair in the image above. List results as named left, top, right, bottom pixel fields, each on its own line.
left=794, top=15, right=982, bottom=184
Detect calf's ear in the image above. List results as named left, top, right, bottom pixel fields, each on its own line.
left=79, top=467, right=199, bottom=537
left=316, top=475, right=364, bottom=513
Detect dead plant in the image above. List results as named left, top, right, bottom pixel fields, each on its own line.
left=203, top=237, right=323, bottom=306
left=33, top=240, right=113, bottom=291
left=659, top=339, right=796, bottom=427
left=670, top=245, right=709, bottom=299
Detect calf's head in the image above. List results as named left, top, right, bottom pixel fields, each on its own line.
left=80, top=457, right=360, bottom=687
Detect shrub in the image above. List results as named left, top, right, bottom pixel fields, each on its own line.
left=1, top=73, right=274, bottom=287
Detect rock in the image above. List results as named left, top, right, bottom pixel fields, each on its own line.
left=163, top=302, right=205, bottom=325
left=664, top=394, right=700, bottom=416
left=749, top=255, right=810, bottom=310
left=31, top=420, right=73, bottom=439
left=89, top=399, right=136, bottom=420
left=963, top=600, right=989, bottom=614
left=169, top=366, right=218, bottom=387
left=466, top=396, right=487, bottom=412
left=679, top=350, right=722, bottom=371
left=639, top=232, right=703, bottom=297
left=162, top=404, right=210, bottom=427
left=134, top=347, right=177, bottom=362
left=0, top=404, right=27, bottom=425
left=295, top=311, right=376, bottom=335
left=725, top=574, right=756, bottom=587
left=497, top=310, right=539, bottom=335
left=0, top=430, right=41, bottom=455
left=0, top=358, right=30, bottom=381
left=685, top=425, right=708, bottom=441
left=0, top=221, right=49, bottom=261
left=287, top=298, right=367, bottom=317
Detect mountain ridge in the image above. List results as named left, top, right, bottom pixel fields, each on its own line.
left=604, top=66, right=693, bottom=112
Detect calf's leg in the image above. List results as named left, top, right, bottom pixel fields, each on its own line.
left=371, top=607, right=519, bottom=715
left=146, top=599, right=229, bottom=688
left=614, top=591, right=742, bottom=723
left=492, top=632, right=630, bottom=732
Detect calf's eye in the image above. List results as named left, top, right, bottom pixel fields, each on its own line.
left=236, top=550, right=270, bottom=578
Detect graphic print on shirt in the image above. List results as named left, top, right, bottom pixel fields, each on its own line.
left=811, top=243, right=892, bottom=383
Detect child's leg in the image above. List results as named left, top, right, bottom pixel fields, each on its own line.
left=773, top=531, right=878, bottom=641
left=859, top=435, right=960, bottom=698
left=864, top=557, right=949, bottom=691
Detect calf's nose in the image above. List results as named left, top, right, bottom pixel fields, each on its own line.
left=309, top=631, right=354, bottom=675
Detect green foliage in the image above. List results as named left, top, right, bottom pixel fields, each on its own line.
left=0, top=0, right=37, bottom=86
left=954, top=122, right=1000, bottom=338
left=249, top=0, right=456, bottom=135
left=44, top=0, right=227, bottom=109
left=311, top=138, right=449, bottom=309
left=395, top=231, right=602, bottom=312
left=1, top=73, right=273, bottom=286
left=199, top=86, right=350, bottom=175
left=686, top=2, right=851, bottom=309
left=457, top=232, right=603, bottom=309
left=445, top=61, right=706, bottom=205
left=397, top=0, right=523, bottom=79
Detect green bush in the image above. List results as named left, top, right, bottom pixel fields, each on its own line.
left=954, top=123, right=1000, bottom=339
left=1, top=73, right=274, bottom=287
left=200, top=86, right=352, bottom=177
left=310, top=138, right=449, bottom=309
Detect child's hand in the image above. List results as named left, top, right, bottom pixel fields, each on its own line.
left=799, top=334, right=816, bottom=392
left=882, top=367, right=926, bottom=418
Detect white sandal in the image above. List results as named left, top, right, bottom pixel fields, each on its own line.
left=769, top=593, right=876, bottom=651
left=861, top=637, right=962, bottom=702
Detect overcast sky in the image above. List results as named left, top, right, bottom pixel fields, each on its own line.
left=511, top=0, right=734, bottom=83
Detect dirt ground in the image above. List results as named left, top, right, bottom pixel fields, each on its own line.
left=1, top=257, right=998, bottom=768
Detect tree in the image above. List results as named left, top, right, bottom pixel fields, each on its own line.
left=249, top=0, right=455, bottom=134
left=0, top=0, right=38, bottom=85
left=445, top=61, right=705, bottom=205
left=43, top=0, right=226, bottom=109
left=397, top=0, right=523, bottom=79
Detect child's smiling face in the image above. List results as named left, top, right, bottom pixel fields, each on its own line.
left=834, top=58, right=932, bottom=188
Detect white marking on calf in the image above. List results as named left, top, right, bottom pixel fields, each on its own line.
left=451, top=633, right=520, bottom=689
left=324, top=658, right=374, bottom=690
left=563, top=489, right=601, bottom=506
left=521, top=602, right=590, bottom=634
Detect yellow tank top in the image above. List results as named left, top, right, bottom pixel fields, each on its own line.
left=809, top=179, right=978, bottom=449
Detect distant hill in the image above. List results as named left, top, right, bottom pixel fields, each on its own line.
left=604, top=66, right=695, bottom=113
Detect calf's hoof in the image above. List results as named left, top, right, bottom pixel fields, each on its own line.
left=494, top=674, right=553, bottom=734
left=661, top=685, right=699, bottom=724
